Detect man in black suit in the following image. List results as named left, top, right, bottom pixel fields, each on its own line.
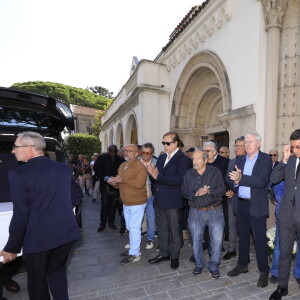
left=0, top=153, right=21, bottom=300
left=0, top=131, right=82, bottom=300
left=93, top=145, right=125, bottom=232
left=269, top=149, right=279, bottom=170
left=147, top=131, right=190, bottom=269
left=269, top=129, right=300, bottom=300
left=226, top=132, right=272, bottom=288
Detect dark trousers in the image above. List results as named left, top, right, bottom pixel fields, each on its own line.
left=278, top=208, right=300, bottom=287
left=100, top=187, right=117, bottom=227
left=222, top=198, right=229, bottom=239
left=0, top=257, right=23, bottom=298
left=236, top=200, right=269, bottom=273
left=116, top=196, right=126, bottom=230
left=22, top=242, right=72, bottom=300
left=155, top=206, right=181, bottom=259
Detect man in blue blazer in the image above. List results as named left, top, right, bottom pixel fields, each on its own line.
left=147, top=131, right=190, bottom=269
left=226, top=132, right=272, bottom=288
left=0, top=131, right=82, bottom=300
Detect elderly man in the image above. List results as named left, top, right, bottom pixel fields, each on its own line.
left=269, top=149, right=279, bottom=170
left=223, top=136, right=246, bottom=260
left=139, top=143, right=157, bottom=249
left=109, top=144, right=147, bottom=264
left=219, top=146, right=230, bottom=158
left=182, top=149, right=226, bottom=278
left=147, top=131, right=190, bottom=269
left=269, top=129, right=300, bottom=300
left=0, top=131, right=82, bottom=300
left=226, top=132, right=272, bottom=288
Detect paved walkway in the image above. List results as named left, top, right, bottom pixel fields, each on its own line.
left=3, top=195, right=300, bottom=300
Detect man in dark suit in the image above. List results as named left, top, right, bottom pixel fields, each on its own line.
left=0, top=153, right=21, bottom=300
left=93, top=145, right=125, bottom=232
left=0, top=131, right=82, bottom=300
left=269, top=129, right=300, bottom=300
left=147, top=131, right=190, bottom=269
left=226, top=132, right=272, bottom=288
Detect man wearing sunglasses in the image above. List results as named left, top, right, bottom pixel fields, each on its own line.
left=147, top=131, right=190, bottom=270
left=269, top=149, right=279, bottom=170
left=269, top=129, right=300, bottom=300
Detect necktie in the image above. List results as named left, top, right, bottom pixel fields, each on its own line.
left=296, top=158, right=300, bottom=180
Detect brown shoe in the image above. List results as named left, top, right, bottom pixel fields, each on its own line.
left=3, top=279, right=20, bottom=293
left=108, top=224, right=117, bottom=229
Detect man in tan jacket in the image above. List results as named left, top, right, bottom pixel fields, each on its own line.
left=109, top=144, right=147, bottom=264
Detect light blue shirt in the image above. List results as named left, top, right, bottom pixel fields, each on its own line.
left=238, top=152, right=258, bottom=199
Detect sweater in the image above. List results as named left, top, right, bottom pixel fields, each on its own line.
left=118, top=158, right=147, bottom=206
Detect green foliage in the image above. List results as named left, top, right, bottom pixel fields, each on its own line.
left=11, top=81, right=112, bottom=110
left=91, top=110, right=104, bottom=137
left=87, top=86, right=114, bottom=99
left=65, top=133, right=101, bottom=158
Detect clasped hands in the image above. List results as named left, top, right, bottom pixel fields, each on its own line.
left=195, top=185, right=210, bottom=196
left=229, top=165, right=242, bottom=185
left=0, top=250, right=17, bottom=264
left=146, top=164, right=159, bottom=180
left=107, top=175, right=122, bottom=186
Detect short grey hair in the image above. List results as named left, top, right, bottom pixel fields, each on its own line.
left=203, top=141, right=217, bottom=151
left=193, top=148, right=208, bottom=160
left=269, top=148, right=278, bottom=154
left=18, top=131, right=46, bottom=153
left=235, top=136, right=245, bottom=144
left=245, top=132, right=261, bottom=142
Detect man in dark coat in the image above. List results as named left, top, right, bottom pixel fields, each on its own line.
left=0, top=131, right=82, bottom=300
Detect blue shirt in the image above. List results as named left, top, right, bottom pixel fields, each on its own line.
left=238, top=152, right=258, bottom=199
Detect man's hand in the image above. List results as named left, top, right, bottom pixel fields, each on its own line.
left=226, top=190, right=234, bottom=198
left=282, top=144, right=292, bottom=163
left=229, top=165, right=242, bottom=185
left=195, top=185, right=210, bottom=196
left=0, top=250, right=17, bottom=264
left=108, top=176, right=122, bottom=186
left=146, top=164, right=159, bottom=180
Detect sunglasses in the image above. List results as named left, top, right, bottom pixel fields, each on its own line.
left=219, top=151, right=227, bottom=154
left=162, top=141, right=175, bottom=146
left=13, top=144, right=35, bottom=149
left=269, top=154, right=277, bottom=157
left=290, top=146, right=300, bottom=150
left=142, top=151, right=152, bottom=155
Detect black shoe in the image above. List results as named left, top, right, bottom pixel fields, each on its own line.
left=148, top=255, right=170, bottom=264
left=141, top=231, right=147, bottom=237
left=257, top=272, right=269, bottom=288
left=119, top=229, right=127, bottom=236
left=296, top=277, right=300, bottom=288
left=222, top=251, right=237, bottom=260
left=269, top=286, right=288, bottom=300
left=92, top=198, right=96, bottom=203
left=227, top=265, right=249, bottom=277
left=171, top=259, right=179, bottom=269
left=270, top=275, right=278, bottom=284
left=190, top=254, right=195, bottom=263
left=3, top=279, right=20, bottom=293
left=108, top=224, right=117, bottom=229
left=97, top=226, right=105, bottom=232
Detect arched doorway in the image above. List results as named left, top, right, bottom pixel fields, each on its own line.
left=125, top=113, right=138, bottom=145
left=171, top=51, right=231, bottom=149
left=115, top=123, right=124, bottom=149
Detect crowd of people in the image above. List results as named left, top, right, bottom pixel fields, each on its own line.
left=2, top=129, right=300, bottom=300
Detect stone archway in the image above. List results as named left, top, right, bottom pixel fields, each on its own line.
left=124, top=113, right=138, bottom=145
left=171, top=51, right=231, bottom=149
left=108, top=128, right=114, bottom=146
left=115, top=123, right=124, bottom=149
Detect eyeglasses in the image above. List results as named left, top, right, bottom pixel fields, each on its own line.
left=13, top=145, right=35, bottom=149
left=290, top=146, right=300, bottom=150
left=141, top=151, right=152, bottom=155
left=124, top=149, right=138, bottom=153
left=269, top=154, right=278, bottom=157
left=234, top=145, right=245, bottom=148
left=162, top=141, right=175, bottom=146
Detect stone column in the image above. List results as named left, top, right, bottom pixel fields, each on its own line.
left=260, top=0, right=288, bottom=151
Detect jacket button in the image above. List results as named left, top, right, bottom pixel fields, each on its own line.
left=295, top=187, right=297, bottom=190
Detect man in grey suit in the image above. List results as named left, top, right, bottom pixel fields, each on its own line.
left=269, top=129, right=300, bottom=300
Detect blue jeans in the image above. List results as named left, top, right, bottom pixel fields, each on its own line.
left=271, top=223, right=300, bottom=278
left=189, top=206, right=224, bottom=271
left=123, top=203, right=146, bottom=256
left=146, top=196, right=155, bottom=241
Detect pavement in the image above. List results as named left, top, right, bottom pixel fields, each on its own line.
left=3, top=195, right=300, bottom=300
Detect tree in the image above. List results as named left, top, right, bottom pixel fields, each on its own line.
left=86, top=86, right=114, bottom=99
left=11, top=81, right=112, bottom=110
left=91, top=110, right=104, bottom=137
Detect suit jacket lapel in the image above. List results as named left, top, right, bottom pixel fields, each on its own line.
left=163, top=150, right=181, bottom=171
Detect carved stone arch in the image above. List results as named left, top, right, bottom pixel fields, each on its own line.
left=171, top=51, right=231, bottom=149
left=124, top=112, right=138, bottom=145
left=115, top=122, right=124, bottom=149
left=108, top=128, right=114, bottom=145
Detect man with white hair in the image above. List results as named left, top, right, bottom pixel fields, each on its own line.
left=0, top=131, right=82, bottom=300
left=226, top=132, right=272, bottom=288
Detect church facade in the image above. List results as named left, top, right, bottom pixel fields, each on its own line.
left=100, top=0, right=299, bottom=156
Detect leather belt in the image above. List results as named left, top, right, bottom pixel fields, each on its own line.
left=197, top=201, right=222, bottom=211
left=239, top=197, right=250, bottom=202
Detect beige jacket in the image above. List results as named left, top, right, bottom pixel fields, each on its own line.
left=118, top=159, right=147, bottom=206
